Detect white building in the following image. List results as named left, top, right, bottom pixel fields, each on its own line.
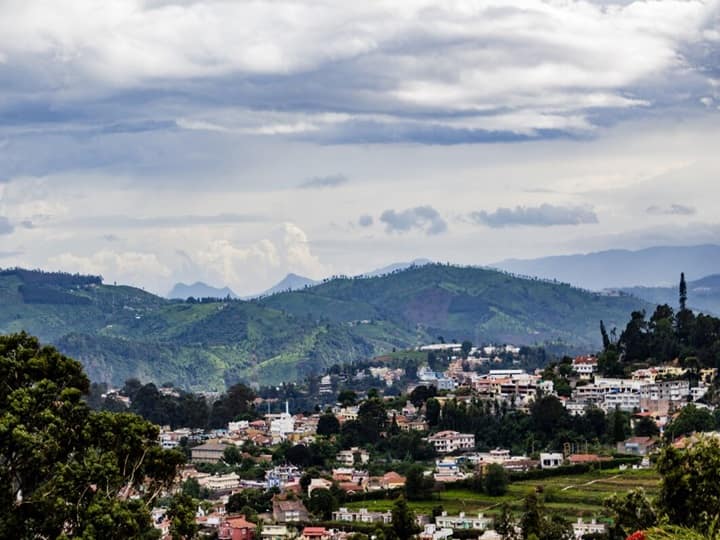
left=332, top=508, right=392, bottom=524
left=434, top=512, right=492, bottom=531
left=427, top=431, right=475, bottom=454
left=539, top=453, right=563, bottom=469
left=572, top=518, right=607, bottom=539
left=268, top=402, right=295, bottom=441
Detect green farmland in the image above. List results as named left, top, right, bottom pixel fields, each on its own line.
left=345, top=468, right=660, bottom=523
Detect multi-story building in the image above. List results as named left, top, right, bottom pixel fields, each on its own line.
left=427, top=431, right=475, bottom=454
left=434, top=512, right=492, bottom=531
left=332, top=508, right=392, bottom=524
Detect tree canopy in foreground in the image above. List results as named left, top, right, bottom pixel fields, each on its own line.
left=0, top=332, right=185, bottom=539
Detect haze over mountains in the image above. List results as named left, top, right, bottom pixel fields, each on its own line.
left=493, top=244, right=720, bottom=290
left=0, top=264, right=646, bottom=390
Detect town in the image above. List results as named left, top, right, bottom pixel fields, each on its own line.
left=90, top=337, right=717, bottom=540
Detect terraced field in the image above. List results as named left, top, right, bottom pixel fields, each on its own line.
left=345, top=468, right=660, bottom=524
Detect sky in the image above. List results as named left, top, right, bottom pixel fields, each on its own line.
left=0, top=0, right=719, bottom=296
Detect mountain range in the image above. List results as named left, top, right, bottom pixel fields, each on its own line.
left=493, top=244, right=720, bottom=290
left=0, top=265, right=647, bottom=390
left=621, top=274, right=720, bottom=316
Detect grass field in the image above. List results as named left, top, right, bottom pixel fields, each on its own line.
left=345, top=468, right=660, bottom=524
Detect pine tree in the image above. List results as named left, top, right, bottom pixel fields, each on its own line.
left=679, top=272, right=688, bottom=312
left=600, top=320, right=611, bottom=351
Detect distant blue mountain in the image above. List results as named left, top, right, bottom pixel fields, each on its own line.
left=621, top=274, right=720, bottom=316
left=256, top=273, right=319, bottom=297
left=493, top=245, right=720, bottom=290
left=167, top=281, right=238, bottom=300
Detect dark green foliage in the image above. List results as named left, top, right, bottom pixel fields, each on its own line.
left=208, top=383, right=256, bottom=428
left=168, top=493, right=199, bottom=540
left=317, top=413, right=341, bottom=436
left=409, top=385, right=437, bottom=407
left=484, top=463, right=509, bottom=496
left=604, top=489, right=658, bottom=540
left=405, top=465, right=434, bottom=501
left=308, top=488, right=339, bottom=520
left=0, top=332, right=184, bottom=539
left=664, top=404, right=716, bottom=439
left=495, top=503, right=519, bottom=540
left=226, top=488, right=277, bottom=514
left=391, top=497, right=420, bottom=540
left=633, top=416, right=660, bottom=437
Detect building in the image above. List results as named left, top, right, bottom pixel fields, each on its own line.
left=336, top=447, right=370, bottom=466
left=218, top=516, right=257, bottom=540
left=434, top=458, right=467, bottom=482
left=273, top=499, right=309, bottom=523
left=617, top=436, right=659, bottom=456
left=571, top=356, right=598, bottom=379
left=308, top=478, right=333, bottom=496
left=434, top=511, right=492, bottom=531
left=332, top=507, right=392, bottom=524
left=191, top=441, right=229, bottom=464
left=539, top=453, right=563, bottom=469
left=301, top=528, right=330, bottom=540
left=419, top=524, right=453, bottom=540
left=572, top=518, right=606, bottom=539
left=261, top=526, right=292, bottom=540
left=427, top=431, right=475, bottom=454
left=199, top=472, right=241, bottom=492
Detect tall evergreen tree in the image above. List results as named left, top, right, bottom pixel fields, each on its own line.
left=680, top=272, right=688, bottom=312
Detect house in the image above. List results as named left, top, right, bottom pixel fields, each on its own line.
left=572, top=518, right=606, bottom=539
left=332, top=507, right=392, bottom=524
left=381, top=471, right=406, bottom=490
left=301, top=527, right=330, bottom=540
left=218, top=515, right=257, bottom=540
left=261, top=526, right=292, bottom=540
left=434, top=458, right=466, bottom=482
left=191, top=441, right=229, bottom=464
left=273, top=499, right=309, bottom=523
left=427, top=431, right=475, bottom=454
left=198, top=472, right=241, bottom=492
left=308, top=478, right=333, bottom=496
left=336, top=447, right=369, bottom=466
left=617, top=436, right=659, bottom=456
left=434, top=511, right=492, bottom=531
left=539, top=453, right=564, bottom=469
left=567, top=454, right=610, bottom=466
left=572, top=356, right=598, bottom=379
left=418, top=524, right=453, bottom=540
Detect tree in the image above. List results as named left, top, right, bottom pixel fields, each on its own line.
left=0, top=332, right=184, bottom=539
left=665, top=404, right=715, bottom=439
left=656, top=437, right=720, bottom=534
left=405, top=465, right=433, bottom=501
left=285, top=444, right=313, bottom=467
left=425, top=398, right=441, bottom=427
left=634, top=416, right=660, bottom=438
left=168, top=493, right=199, bottom=539
left=338, top=389, right=358, bottom=407
left=521, top=492, right=543, bottom=540
left=410, top=385, right=437, bottom=407
left=604, top=488, right=658, bottom=539
left=495, top=503, right=519, bottom=540
left=224, top=444, right=242, bottom=465
left=391, top=497, right=420, bottom=540
left=461, top=340, right=473, bottom=359
left=600, top=320, right=611, bottom=351
left=680, top=272, right=688, bottom=312
left=317, top=413, right=340, bottom=437
left=307, top=488, right=338, bottom=520
left=484, top=464, right=509, bottom=496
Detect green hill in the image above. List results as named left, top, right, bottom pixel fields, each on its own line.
left=0, top=265, right=648, bottom=389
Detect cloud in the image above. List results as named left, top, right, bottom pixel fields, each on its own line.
left=471, top=204, right=599, bottom=228
left=47, top=250, right=172, bottom=289
left=358, top=214, right=374, bottom=227
left=646, top=204, right=696, bottom=216
left=58, top=213, right=266, bottom=229
left=298, top=174, right=349, bottom=189
left=0, top=216, right=13, bottom=235
left=380, top=206, right=448, bottom=235
left=0, top=0, right=716, bottom=147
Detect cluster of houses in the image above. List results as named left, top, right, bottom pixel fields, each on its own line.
left=144, top=343, right=719, bottom=540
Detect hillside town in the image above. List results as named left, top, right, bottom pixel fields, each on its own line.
left=102, top=341, right=718, bottom=540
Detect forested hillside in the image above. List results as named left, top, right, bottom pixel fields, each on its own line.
left=0, top=265, right=647, bottom=389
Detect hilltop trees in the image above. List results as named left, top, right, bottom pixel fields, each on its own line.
left=0, top=332, right=184, bottom=539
